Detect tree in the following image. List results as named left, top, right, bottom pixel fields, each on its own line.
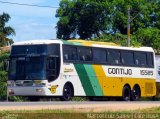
left=0, top=50, right=25, bottom=101
left=92, top=33, right=141, bottom=47
left=111, top=0, right=160, bottom=34
left=56, top=0, right=111, bottom=40
left=56, top=0, right=160, bottom=53
left=0, top=51, right=9, bottom=101
left=0, top=12, right=15, bottom=46
left=133, top=28, right=160, bottom=53
left=56, top=0, right=160, bottom=39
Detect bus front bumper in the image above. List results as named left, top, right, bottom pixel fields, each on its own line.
left=7, top=86, right=62, bottom=96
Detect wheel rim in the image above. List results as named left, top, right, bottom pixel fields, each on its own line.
left=132, top=87, right=140, bottom=100
left=64, top=86, right=72, bottom=100
left=124, top=88, right=130, bottom=101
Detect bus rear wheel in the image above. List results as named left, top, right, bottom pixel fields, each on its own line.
left=122, top=86, right=131, bottom=101
left=131, top=86, right=141, bottom=101
left=61, top=84, right=73, bottom=101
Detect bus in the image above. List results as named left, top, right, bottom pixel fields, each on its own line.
left=7, top=39, right=156, bottom=101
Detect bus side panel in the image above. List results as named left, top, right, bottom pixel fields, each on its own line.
left=74, top=64, right=103, bottom=96
left=101, top=65, right=156, bottom=97
left=63, top=63, right=86, bottom=96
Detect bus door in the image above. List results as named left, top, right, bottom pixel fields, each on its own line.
left=47, top=56, right=60, bottom=82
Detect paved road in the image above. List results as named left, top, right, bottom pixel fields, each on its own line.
left=0, top=101, right=160, bottom=112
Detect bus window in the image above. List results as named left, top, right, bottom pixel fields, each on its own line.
left=79, top=47, right=92, bottom=62
left=121, top=51, right=134, bottom=65
left=108, top=50, right=121, bottom=65
left=47, top=57, right=60, bottom=82
left=48, top=44, right=60, bottom=56
left=63, top=45, right=78, bottom=61
left=93, top=48, right=106, bottom=64
left=70, top=47, right=78, bottom=60
left=135, top=52, right=147, bottom=67
left=147, top=53, right=154, bottom=67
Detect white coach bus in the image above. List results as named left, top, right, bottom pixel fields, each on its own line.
left=8, top=39, right=156, bottom=101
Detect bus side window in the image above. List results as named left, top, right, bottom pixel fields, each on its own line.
left=121, top=51, right=134, bottom=66
left=64, top=54, right=69, bottom=60
left=63, top=46, right=70, bottom=61
left=93, top=48, right=106, bottom=64
left=135, top=52, right=147, bottom=67
left=70, top=47, right=78, bottom=60
left=108, top=49, right=121, bottom=65
left=63, top=45, right=78, bottom=61
left=147, top=53, right=154, bottom=67
left=79, top=47, right=92, bottom=62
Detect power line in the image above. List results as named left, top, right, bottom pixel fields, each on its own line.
left=0, top=1, right=59, bottom=9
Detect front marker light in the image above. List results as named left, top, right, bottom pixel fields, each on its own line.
left=7, top=81, right=15, bottom=86
left=36, top=89, right=43, bottom=93
left=34, top=80, right=46, bottom=87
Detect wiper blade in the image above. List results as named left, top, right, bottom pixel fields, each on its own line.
left=26, top=54, right=41, bottom=57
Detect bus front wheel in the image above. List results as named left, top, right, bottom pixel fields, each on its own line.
left=61, top=83, right=73, bottom=101
left=28, top=96, right=40, bottom=101
left=122, top=86, right=131, bottom=101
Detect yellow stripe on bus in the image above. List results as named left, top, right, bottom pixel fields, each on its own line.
left=92, top=65, right=105, bottom=95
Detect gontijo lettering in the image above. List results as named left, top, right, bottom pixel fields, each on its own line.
left=108, top=68, right=132, bottom=75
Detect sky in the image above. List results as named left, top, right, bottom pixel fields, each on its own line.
left=0, top=0, right=60, bottom=42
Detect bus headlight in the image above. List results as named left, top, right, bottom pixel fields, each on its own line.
left=36, top=89, right=43, bottom=93
left=8, top=89, right=14, bottom=95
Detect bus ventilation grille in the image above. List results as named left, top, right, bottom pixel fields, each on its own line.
left=145, top=83, right=153, bottom=94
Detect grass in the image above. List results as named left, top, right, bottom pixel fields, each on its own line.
left=1, top=107, right=160, bottom=119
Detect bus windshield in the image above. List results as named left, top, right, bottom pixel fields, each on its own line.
left=9, top=57, right=46, bottom=80
left=9, top=44, right=60, bottom=81
left=11, top=45, right=47, bottom=55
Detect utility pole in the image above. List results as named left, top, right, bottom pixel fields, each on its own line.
left=127, top=8, right=131, bottom=47
left=6, top=86, right=8, bottom=102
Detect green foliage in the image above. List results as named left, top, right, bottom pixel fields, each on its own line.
left=56, top=0, right=111, bottom=40
left=0, top=12, right=15, bottom=47
left=71, top=97, right=88, bottom=101
left=92, top=27, right=160, bottom=52
left=0, top=52, right=9, bottom=101
left=56, top=0, right=160, bottom=52
left=92, top=33, right=141, bottom=47
left=0, top=51, right=25, bottom=101
left=56, top=0, right=160, bottom=39
left=133, top=28, right=160, bottom=53
left=110, top=0, right=160, bottom=34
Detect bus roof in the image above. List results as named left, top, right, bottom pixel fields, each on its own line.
left=65, top=40, right=154, bottom=52
left=12, top=39, right=154, bottom=52
left=12, top=39, right=62, bottom=46
left=67, top=40, right=118, bottom=46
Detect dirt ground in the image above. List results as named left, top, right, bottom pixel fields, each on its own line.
left=1, top=102, right=160, bottom=112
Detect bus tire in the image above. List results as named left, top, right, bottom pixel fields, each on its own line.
left=28, top=96, right=40, bottom=101
left=131, top=86, right=141, bottom=101
left=61, top=83, right=73, bottom=101
left=122, top=86, right=131, bottom=101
